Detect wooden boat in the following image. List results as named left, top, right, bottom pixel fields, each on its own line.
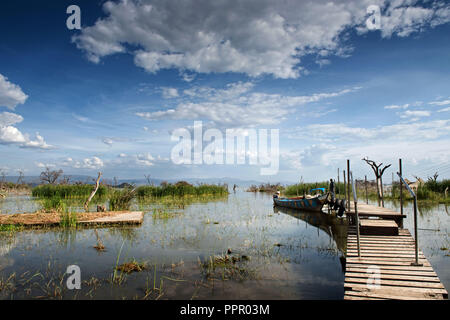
left=273, top=188, right=329, bottom=212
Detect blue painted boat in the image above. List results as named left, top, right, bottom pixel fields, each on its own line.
left=273, top=189, right=329, bottom=212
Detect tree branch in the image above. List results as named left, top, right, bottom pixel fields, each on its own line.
left=84, top=172, right=102, bottom=212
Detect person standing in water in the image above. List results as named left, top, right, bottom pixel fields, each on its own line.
left=329, top=178, right=335, bottom=203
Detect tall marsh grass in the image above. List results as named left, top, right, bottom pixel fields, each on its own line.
left=32, top=184, right=108, bottom=199
left=136, top=183, right=228, bottom=198
left=284, top=182, right=343, bottom=196
left=109, top=188, right=136, bottom=211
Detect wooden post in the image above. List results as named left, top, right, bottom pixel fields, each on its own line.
left=343, top=170, right=346, bottom=206
left=337, top=168, right=340, bottom=197
left=365, top=175, right=368, bottom=204
left=399, top=159, right=403, bottom=217
left=347, top=160, right=350, bottom=211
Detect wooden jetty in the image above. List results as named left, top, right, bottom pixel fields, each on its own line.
left=0, top=211, right=144, bottom=227
left=347, top=203, right=406, bottom=224
left=343, top=204, right=448, bottom=300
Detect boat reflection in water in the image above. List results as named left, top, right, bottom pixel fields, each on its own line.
left=273, top=205, right=348, bottom=272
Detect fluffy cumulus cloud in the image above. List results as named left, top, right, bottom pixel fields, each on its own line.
left=63, top=157, right=104, bottom=170
left=282, top=118, right=450, bottom=174
left=429, top=99, right=450, bottom=106
left=0, top=112, right=53, bottom=149
left=161, top=87, right=179, bottom=99
left=0, top=74, right=28, bottom=110
left=109, top=152, right=169, bottom=168
left=136, top=81, right=359, bottom=126
left=73, top=0, right=450, bottom=79
left=289, top=119, right=450, bottom=142
left=281, top=144, right=337, bottom=170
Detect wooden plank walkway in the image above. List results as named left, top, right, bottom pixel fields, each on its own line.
left=0, top=211, right=144, bottom=227
left=344, top=226, right=448, bottom=300
left=347, top=203, right=406, bottom=220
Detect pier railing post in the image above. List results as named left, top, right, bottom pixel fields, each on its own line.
left=350, top=171, right=360, bottom=257
left=343, top=170, right=346, bottom=208
left=347, top=160, right=350, bottom=211
left=365, top=175, right=368, bottom=204
left=399, top=158, right=403, bottom=220
left=397, top=172, right=422, bottom=266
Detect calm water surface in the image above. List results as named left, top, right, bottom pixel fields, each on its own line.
left=0, top=192, right=448, bottom=299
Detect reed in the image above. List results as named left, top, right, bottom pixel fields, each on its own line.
left=136, top=182, right=228, bottom=198
left=284, top=182, right=343, bottom=196
left=41, top=196, right=66, bottom=212
left=32, top=184, right=108, bottom=199
left=109, top=188, right=135, bottom=211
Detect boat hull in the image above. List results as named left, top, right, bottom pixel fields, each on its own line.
left=273, top=195, right=328, bottom=212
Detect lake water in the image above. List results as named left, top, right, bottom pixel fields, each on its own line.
left=0, top=192, right=448, bottom=299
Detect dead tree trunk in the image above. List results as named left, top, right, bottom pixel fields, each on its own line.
left=84, top=172, right=102, bottom=212
left=362, top=158, right=391, bottom=207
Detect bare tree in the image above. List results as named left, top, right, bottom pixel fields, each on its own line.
left=60, top=175, right=71, bottom=185
left=428, top=172, right=439, bottom=182
left=16, top=170, right=25, bottom=185
left=0, top=170, right=6, bottom=187
left=84, top=172, right=102, bottom=212
left=362, top=157, right=391, bottom=207
left=40, top=167, right=63, bottom=185
left=144, top=174, right=152, bottom=185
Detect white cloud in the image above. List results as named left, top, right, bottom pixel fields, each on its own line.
left=36, top=162, right=55, bottom=168
left=399, top=110, right=431, bottom=118
left=282, top=119, right=450, bottom=176
left=0, top=111, right=23, bottom=126
left=429, top=99, right=450, bottom=106
left=136, top=81, right=359, bottom=126
left=287, top=120, right=450, bottom=144
left=136, top=153, right=155, bottom=166
left=384, top=103, right=409, bottom=109
left=102, top=138, right=113, bottom=146
left=109, top=152, right=169, bottom=168
left=161, top=87, right=179, bottom=99
left=63, top=156, right=104, bottom=170
left=73, top=0, right=450, bottom=79
left=0, top=74, right=28, bottom=110
left=0, top=112, right=53, bottom=149
left=438, top=107, right=450, bottom=112
left=281, top=144, right=336, bottom=170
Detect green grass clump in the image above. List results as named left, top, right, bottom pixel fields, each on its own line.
left=136, top=182, right=228, bottom=198
left=60, top=211, right=78, bottom=228
left=0, top=224, right=23, bottom=232
left=109, top=188, right=135, bottom=211
left=32, top=184, right=108, bottom=199
left=284, top=182, right=340, bottom=196
left=41, top=196, right=66, bottom=212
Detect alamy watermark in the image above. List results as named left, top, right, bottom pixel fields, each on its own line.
left=66, top=265, right=81, bottom=290
left=366, top=5, right=381, bottom=30
left=170, top=121, right=279, bottom=175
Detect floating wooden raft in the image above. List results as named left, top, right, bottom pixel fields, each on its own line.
left=344, top=226, right=448, bottom=300
left=0, top=211, right=144, bottom=227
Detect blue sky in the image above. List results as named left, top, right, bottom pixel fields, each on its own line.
left=1, top=0, right=450, bottom=182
